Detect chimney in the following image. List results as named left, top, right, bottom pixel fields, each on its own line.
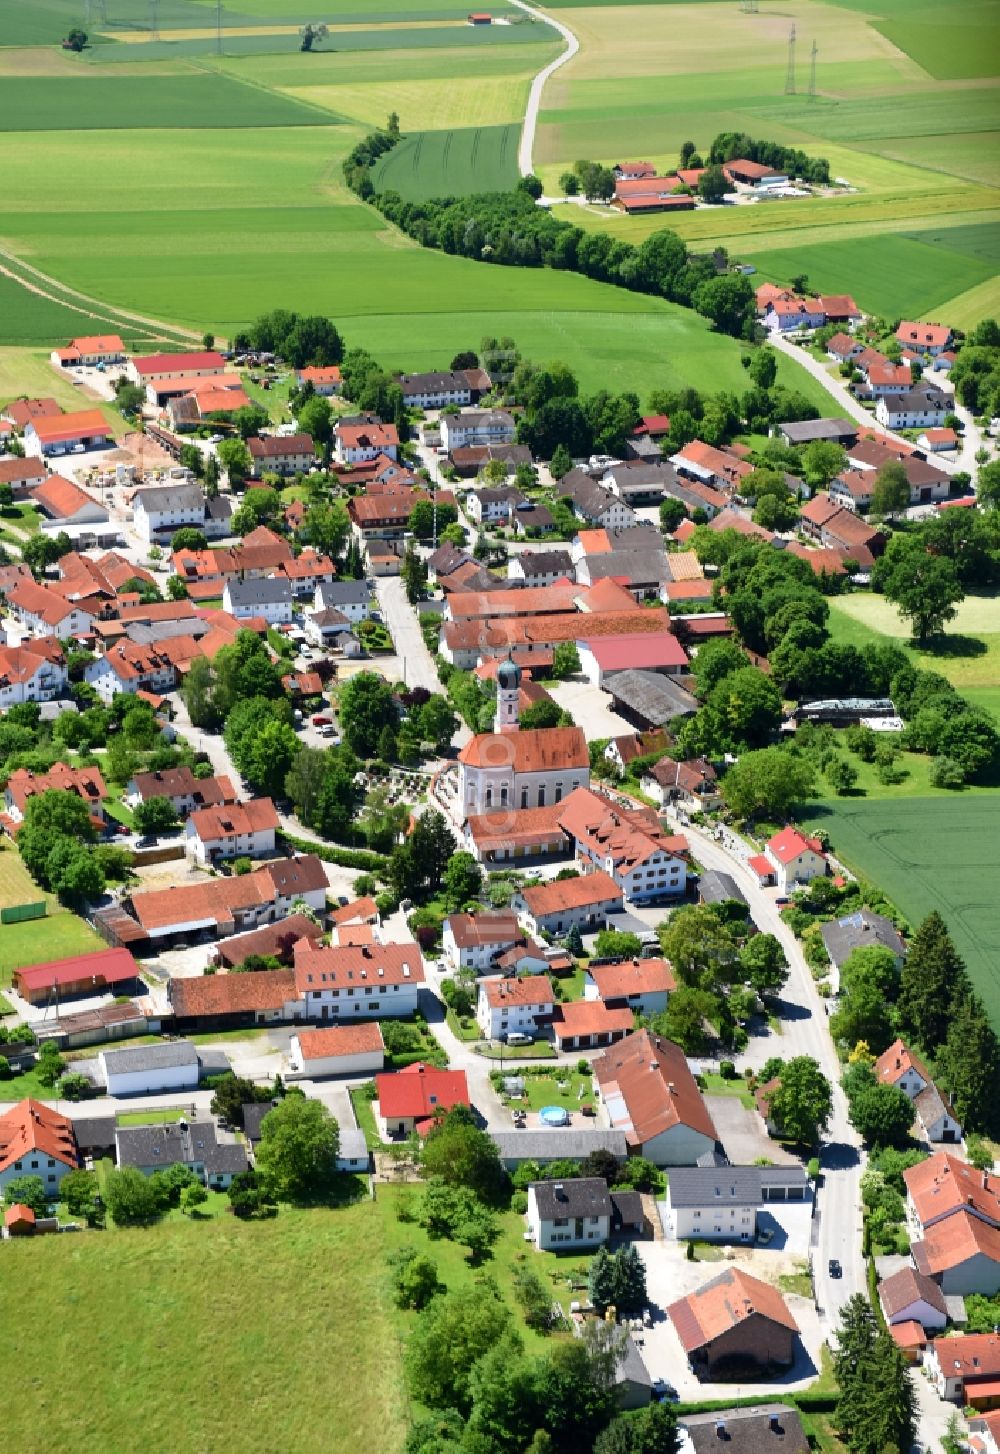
left=554, top=1183, right=565, bottom=1200
left=984, top=1171, right=990, bottom=1190
left=769, top=1414, right=781, bottom=1433
left=715, top=1420, right=727, bottom=1439
left=668, top=1083, right=676, bottom=1093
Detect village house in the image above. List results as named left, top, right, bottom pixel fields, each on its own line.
left=126, top=766, right=237, bottom=817
left=295, top=365, right=342, bottom=395
left=31, top=474, right=109, bottom=529
left=85, top=637, right=200, bottom=701
left=682, top=1407, right=809, bottom=1454
left=398, top=371, right=472, bottom=409
left=348, top=490, right=422, bottom=539
left=288, top=1022, right=385, bottom=1079
left=826, top=332, right=864, bottom=363
left=6, top=577, right=96, bottom=642
left=926, top=1333, right=1000, bottom=1407
left=374, top=1063, right=470, bottom=1139
left=0, top=1100, right=80, bottom=1199
left=51, top=333, right=126, bottom=368
left=275, top=548, right=336, bottom=596
left=799, top=492, right=884, bottom=554
left=463, top=803, right=571, bottom=865
left=877, top=1266, right=948, bottom=1334
left=440, top=409, right=516, bottom=452
left=125, top=853, right=328, bottom=942
left=293, top=940, right=424, bottom=1021
left=919, top=427, right=959, bottom=453
left=442, top=911, right=521, bottom=972
left=133, top=482, right=205, bottom=544
left=222, top=575, right=293, bottom=625
left=559, top=470, right=638, bottom=532
left=821, top=907, right=905, bottom=971
left=312, top=579, right=372, bottom=623
left=671, top=440, right=754, bottom=494
left=114, top=1118, right=249, bottom=1190
left=968, top=1411, right=1000, bottom=1454
left=11, top=947, right=141, bottom=1007
left=0, top=640, right=68, bottom=710
left=24, top=408, right=113, bottom=458
left=904, top=1153, right=1000, bottom=1295
left=169, top=968, right=303, bottom=1030
left=603, top=727, right=670, bottom=776
left=748, top=826, right=827, bottom=893
left=0, top=455, right=49, bottom=495
left=860, top=360, right=912, bottom=397
left=514, top=869, right=624, bottom=936
left=896, top=322, right=953, bottom=357
left=101, top=1040, right=200, bottom=1097
left=667, top=1268, right=799, bottom=1379
left=876, top=386, right=950, bottom=431
left=553, top=999, right=635, bottom=1051
left=664, top=1165, right=811, bottom=1243
left=247, top=432, right=316, bottom=479
left=585, top=957, right=676, bottom=1018
left=466, top=485, right=529, bottom=525
left=764, top=297, right=828, bottom=333
left=526, top=1177, right=612, bottom=1250
left=874, top=1041, right=964, bottom=1146
left=593, top=1028, right=718, bottom=1165
left=642, top=755, right=721, bottom=812
left=184, top=797, right=279, bottom=866
left=334, top=420, right=399, bottom=465
left=557, top=786, right=689, bottom=903
left=577, top=632, right=689, bottom=687
left=507, top=549, right=574, bottom=588
left=477, top=972, right=555, bottom=1040
left=3, top=762, right=107, bottom=829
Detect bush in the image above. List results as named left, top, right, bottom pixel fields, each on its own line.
left=511, top=1189, right=528, bottom=1214
left=720, top=1060, right=737, bottom=1080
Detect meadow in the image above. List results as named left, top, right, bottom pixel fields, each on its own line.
left=800, top=795, right=1000, bottom=1023
left=0, top=843, right=104, bottom=982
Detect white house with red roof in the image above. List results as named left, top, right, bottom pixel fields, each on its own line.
left=577, top=631, right=688, bottom=686
left=553, top=999, right=634, bottom=1051
left=295, top=365, right=342, bottom=396
left=334, top=420, right=399, bottom=465
left=374, top=1063, right=470, bottom=1138
left=0, top=640, right=67, bottom=710
left=442, top=911, right=521, bottom=972
left=51, top=333, right=125, bottom=368
left=0, top=1099, right=80, bottom=1198
left=184, top=797, right=279, bottom=866
left=514, top=869, right=624, bottom=936
left=755, top=826, right=827, bottom=893
left=24, top=409, right=113, bottom=458
left=289, top=1022, right=385, bottom=1079
left=557, top=786, right=689, bottom=903
left=477, top=972, right=555, bottom=1040
left=585, top=956, right=676, bottom=1017
left=292, top=939, right=424, bottom=1020
left=895, top=322, right=952, bottom=357
left=128, top=350, right=226, bottom=385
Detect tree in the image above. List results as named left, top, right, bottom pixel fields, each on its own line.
left=103, top=1166, right=159, bottom=1226
left=404, top=1282, right=515, bottom=1413
left=565, top=924, right=584, bottom=959
left=873, top=534, right=964, bottom=643
left=537, top=1329, right=619, bottom=1453
left=22, top=532, right=66, bottom=577
left=231, top=484, right=281, bottom=536
left=390, top=810, right=457, bottom=903
left=3, top=1174, right=48, bottom=1216
left=831, top=974, right=894, bottom=1054
left=693, top=273, right=754, bottom=337
left=216, top=437, right=252, bottom=486
left=443, top=851, right=483, bottom=910
left=240, top=717, right=301, bottom=798
left=896, top=911, right=969, bottom=1051
left=848, top=1080, right=914, bottom=1146
left=421, top=1107, right=506, bottom=1204
left=228, top=1169, right=272, bottom=1220
left=611, top=1243, right=647, bottom=1314
left=132, top=796, right=179, bottom=835
left=690, top=637, right=745, bottom=697
left=833, top=1295, right=916, bottom=1454
left=181, top=1181, right=208, bottom=1216
left=64, top=27, right=88, bottom=51
left=297, top=394, right=332, bottom=447
left=658, top=905, right=737, bottom=989
left=401, top=543, right=427, bottom=604
left=767, top=1056, right=832, bottom=1145
left=254, top=1095, right=340, bottom=1203
left=416, top=695, right=458, bottom=753
left=596, top=1403, right=679, bottom=1454
left=232, top=403, right=270, bottom=440
left=870, top=461, right=910, bottom=520
left=659, top=496, right=688, bottom=533
left=802, top=439, right=846, bottom=489
left=588, top=1244, right=617, bottom=1312
left=35, top=1040, right=67, bottom=1088
left=393, top=1249, right=441, bottom=1310
left=706, top=666, right=782, bottom=748
left=299, top=21, right=329, bottom=50
left=825, top=756, right=858, bottom=795
left=593, top=929, right=644, bottom=960
left=739, top=933, right=788, bottom=995
left=720, top=746, right=816, bottom=821
left=549, top=442, right=573, bottom=479
left=938, top=994, right=1000, bottom=1134
left=748, top=348, right=777, bottom=390
left=651, top=985, right=718, bottom=1054
left=977, top=457, right=1000, bottom=510
left=754, top=491, right=799, bottom=531
left=338, top=671, right=396, bottom=758
left=697, top=165, right=728, bottom=204
left=60, top=1169, right=101, bottom=1223
left=552, top=641, right=581, bottom=679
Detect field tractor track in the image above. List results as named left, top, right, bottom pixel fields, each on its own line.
left=442, top=130, right=453, bottom=178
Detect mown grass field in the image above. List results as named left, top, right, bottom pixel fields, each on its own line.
left=801, top=796, right=1000, bottom=1023
left=372, top=124, right=520, bottom=200
left=0, top=844, right=104, bottom=982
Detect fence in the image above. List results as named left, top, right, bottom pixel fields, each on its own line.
left=1, top=900, right=46, bottom=925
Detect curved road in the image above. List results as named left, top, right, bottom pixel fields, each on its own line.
left=509, top=0, right=579, bottom=177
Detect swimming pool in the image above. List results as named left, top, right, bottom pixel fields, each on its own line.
left=539, top=1105, right=569, bottom=1127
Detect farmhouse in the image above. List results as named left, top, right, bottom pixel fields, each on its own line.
left=247, top=432, right=316, bottom=478
left=765, top=297, right=827, bottom=332
left=115, top=1119, right=249, bottom=1190
left=507, top=548, right=574, bottom=588
left=778, top=417, right=857, bottom=446
left=398, top=371, right=471, bottom=409
left=896, top=322, right=952, bottom=357
left=560, top=470, right=637, bottom=531
left=296, top=365, right=342, bottom=395
left=593, top=1028, right=717, bottom=1165
left=514, top=870, right=624, bottom=937
left=289, top=1022, right=385, bottom=1079
left=334, top=421, right=399, bottom=464
left=210, top=913, right=321, bottom=971
left=133, top=482, right=205, bottom=544
left=126, top=853, right=328, bottom=941
left=12, top=948, right=141, bottom=1007
left=557, top=786, right=689, bottom=903
left=667, top=1269, right=799, bottom=1378
left=100, top=1040, right=200, bottom=1097
left=527, top=1177, right=612, bottom=1250
left=926, top=1333, right=1000, bottom=1406
left=169, top=969, right=302, bottom=1029
left=374, top=1063, right=470, bottom=1138
left=293, top=940, right=425, bottom=1020
left=578, top=632, right=688, bottom=687
left=0, top=640, right=68, bottom=710
left=24, top=408, right=113, bottom=457
left=129, top=350, right=226, bottom=384
left=876, top=387, right=950, bottom=431
left=724, top=159, right=788, bottom=188
left=665, top=1165, right=811, bottom=1243
left=0, top=1100, right=80, bottom=1199
left=51, top=333, right=126, bottom=367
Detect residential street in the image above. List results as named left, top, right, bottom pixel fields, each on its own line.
left=371, top=573, right=471, bottom=747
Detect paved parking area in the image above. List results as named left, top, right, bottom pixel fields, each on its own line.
left=705, top=1096, right=800, bottom=1167
left=544, top=678, right=633, bottom=739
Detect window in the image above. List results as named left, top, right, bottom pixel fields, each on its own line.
left=537, top=786, right=546, bottom=808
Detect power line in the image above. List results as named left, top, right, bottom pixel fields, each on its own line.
left=784, top=23, right=796, bottom=96
left=809, top=40, right=818, bottom=98
left=217, top=0, right=223, bottom=55
left=148, top=0, right=160, bottom=41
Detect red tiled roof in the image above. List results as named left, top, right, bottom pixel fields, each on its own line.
left=13, top=947, right=136, bottom=995
left=297, top=366, right=342, bottom=386
left=896, top=322, right=951, bottom=349
left=766, top=826, right=825, bottom=865
left=133, top=351, right=225, bottom=377
left=465, top=804, right=569, bottom=853
left=929, top=1333, right=1000, bottom=1379
left=31, top=474, right=101, bottom=520
left=293, top=941, right=424, bottom=995
left=459, top=724, right=588, bottom=773
left=915, top=1211, right=1000, bottom=1276
left=518, top=869, right=623, bottom=919
left=876, top=1038, right=931, bottom=1089
left=558, top=786, right=689, bottom=873
left=593, top=1028, right=716, bottom=1146
left=2, top=398, right=62, bottom=427
left=446, top=912, right=519, bottom=950
left=187, top=798, right=279, bottom=842
left=480, top=973, right=554, bottom=1008
left=905, top=1152, right=1000, bottom=1229
left=170, top=968, right=296, bottom=1018
left=581, top=632, right=688, bottom=672
left=555, top=999, right=634, bottom=1040
left=0, top=1099, right=78, bottom=1176
left=590, top=957, right=677, bottom=1001
left=28, top=409, right=111, bottom=444
left=248, top=433, right=314, bottom=459
left=890, top=1320, right=926, bottom=1351
left=668, top=1268, right=798, bottom=1352
left=5, top=1203, right=36, bottom=1228
left=337, top=422, right=399, bottom=449
left=375, top=1063, right=470, bottom=1123
left=330, top=896, right=379, bottom=926
left=297, top=1022, right=384, bottom=1062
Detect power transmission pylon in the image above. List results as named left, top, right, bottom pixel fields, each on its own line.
left=84, top=0, right=92, bottom=27
left=808, top=40, right=818, bottom=98
left=94, top=0, right=107, bottom=21
left=217, top=0, right=223, bottom=54
left=148, top=0, right=160, bottom=41
left=784, top=24, right=796, bottom=95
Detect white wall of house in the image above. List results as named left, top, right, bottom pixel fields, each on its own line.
left=460, top=761, right=589, bottom=817
left=765, top=847, right=826, bottom=893
left=526, top=1188, right=611, bottom=1250
left=636, top=1122, right=715, bottom=1168
left=938, top=1255, right=1000, bottom=1297
left=100, top=1057, right=199, bottom=1097
left=0, top=1155, right=76, bottom=1199
left=134, top=499, right=204, bottom=544
left=515, top=891, right=622, bottom=938
left=876, top=398, right=949, bottom=430
left=884, top=1297, right=947, bottom=1331
left=583, top=978, right=668, bottom=1018
left=289, top=1037, right=384, bottom=1079
left=184, top=823, right=276, bottom=867
left=476, top=987, right=550, bottom=1040
left=0, top=659, right=67, bottom=708
left=299, top=981, right=419, bottom=1021
left=668, top=1198, right=756, bottom=1242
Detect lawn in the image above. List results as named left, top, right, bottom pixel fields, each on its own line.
left=500, top=1069, right=594, bottom=1113
left=826, top=594, right=1000, bottom=695
left=0, top=1204, right=406, bottom=1454
left=372, top=123, right=521, bottom=201
left=117, top=1107, right=187, bottom=1125
left=800, top=796, right=1000, bottom=1025
left=0, top=843, right=103, bottom=981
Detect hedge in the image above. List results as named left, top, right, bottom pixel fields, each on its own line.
left=278, top=831, right=387, bottom=874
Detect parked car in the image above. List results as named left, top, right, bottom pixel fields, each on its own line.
left=651, top=1379, right=678, bottom=1402
left=504, top=1032, right=533, bottom=1046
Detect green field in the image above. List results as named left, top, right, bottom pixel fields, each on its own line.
left=0, top=844, right=104, bottom=981
left=827, top=594, right=1000, bottom=700
left=801, top=796, right=1000, bottom=1023
left=372, top=124, right=520, bottom=200
left=0, top=72, right=334, bottom=129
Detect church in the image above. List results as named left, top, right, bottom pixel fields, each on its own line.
left=457, top=656, right=590, bottom=818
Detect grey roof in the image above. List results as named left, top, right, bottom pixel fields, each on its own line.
left=242, top=1100, right=279, bottom=1144
left=530, top=1176, right=613, bottom=1221
left=128, top=618, right=211, bottom=645
left=914, top=1082, right=960, bottom=1133
left=447, top=408, right=514, bottom=428
left=778, top=418, right=857, bottom=444
left=115, top=1117, right=247, bottom=1177
left=134, top=483, right=204, bottom=515
left=399, top=370, right=469, bottom=396
left=514, top=549, right=573, bottom=578
left=668, top=1165, right=809, bottom=1209
left=310, top=607, right=351, bottom=631
left=203, top=1139, right=250, bottom=1176
left=205, top=494, right=232, bottom=522
left=616, top=1335, right=651, bottom=1390
left=427, top=542, right=473, bottom=575
left=883, top=389, right=948, bottom=413
left=315, top=580, right=371, bottom=607
left=102, top=1040, right=198, bottom=1075
left=583, top=549, right=671, bottom=586
left=476, top=487, right=527, bottom=507
left=560, top=471, right=622, bottom=522
left=683, top=1405, right=808, bottom=1454
left=698, top=871, right=747, bottom=908
left=70, top=1115, right=117, bottom=1151
left=820, top=909, right=905, bottom=970
left=337, top=1127, right=369, bottom=1162
left=225, top=576, right=292, bottom=607
left=611, top=1189, right=644, bottom=1225
left=604, top=668, right=698, bottom=725
left=490, top=1128, right=628, bottom=1163
left=609, top=524, right=665, bottom=551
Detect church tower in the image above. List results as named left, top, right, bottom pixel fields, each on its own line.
left=494, top=652, right=521, bottom=735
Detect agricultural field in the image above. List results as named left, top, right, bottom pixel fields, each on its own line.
left=800, top=796, right=1000, bottom=1024
left=534, top=0, right=1000, bottom=320
left=372, top=124, right=521, bottom=200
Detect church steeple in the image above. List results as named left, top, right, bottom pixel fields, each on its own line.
left=495, top=651, right=521, bottom=734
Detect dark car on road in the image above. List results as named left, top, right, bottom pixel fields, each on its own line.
left=828, top=1258, right=842, bottom=1278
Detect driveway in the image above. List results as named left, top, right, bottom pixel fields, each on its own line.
left=545, top=677, right=633, bottom=738
left=705, top=1095, right=800, bottom=1168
